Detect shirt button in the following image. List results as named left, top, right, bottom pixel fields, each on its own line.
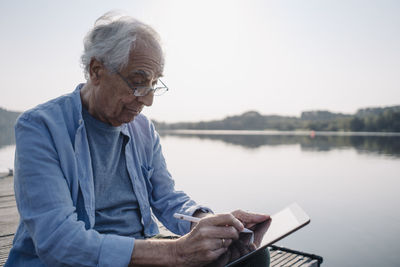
left=79, top=119, right=83, bottom=124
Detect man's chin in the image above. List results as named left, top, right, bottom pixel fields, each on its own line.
left=121, top=113, right=138, bottom=123
left=108, top=115, right=135, bottom=126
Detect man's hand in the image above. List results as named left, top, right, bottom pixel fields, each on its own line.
left=206, top=210, right=271, bottom=266
left=174, top=214, right=244, bottom=266
left=130, top=211, right=270, bottom=267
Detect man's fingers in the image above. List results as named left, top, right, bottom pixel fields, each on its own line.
left=206, top=247, right=228, bottom=261
left=232, top=209, right=270, bottom=224
left=249, top=243, right=257, bottom=251
left=194, top=224, right=240, bottom=240
left=206, top=238, right=233, bottom=251
left=200, top=213, right=244, bottom=232
left=223, top=238, right=233, bottom=248
left=214, top=225, right=240, bottom=240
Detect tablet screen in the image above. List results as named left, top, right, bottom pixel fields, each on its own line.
left=224, top=203, right=310, bottom=267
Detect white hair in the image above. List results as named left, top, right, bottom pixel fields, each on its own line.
left=81, top=11, right=163, bottom=80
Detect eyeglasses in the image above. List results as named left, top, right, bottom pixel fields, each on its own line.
left=116, top=71, right=169, bottom=97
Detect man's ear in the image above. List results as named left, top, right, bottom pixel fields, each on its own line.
left=89, top=58, right=103, bottom=85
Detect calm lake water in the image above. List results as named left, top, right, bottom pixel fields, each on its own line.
left=1, top=131, right=399, bottom=267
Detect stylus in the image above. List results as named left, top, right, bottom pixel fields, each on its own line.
left=173, top=213, right=254, bottom=243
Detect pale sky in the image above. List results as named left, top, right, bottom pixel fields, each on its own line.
left=0, top=0, right=399, bottom=122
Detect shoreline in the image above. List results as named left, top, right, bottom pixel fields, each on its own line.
left=159, top=129, right=400, bottom=137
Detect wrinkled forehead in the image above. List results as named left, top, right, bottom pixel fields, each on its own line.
left=127, top=37, right=164, bottom=79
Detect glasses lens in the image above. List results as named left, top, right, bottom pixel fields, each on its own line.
left=131, top=79, right=168, bottom=96
left=134, top=87, right=151, bottom=96
left=154, top=87, right=168, bottom=96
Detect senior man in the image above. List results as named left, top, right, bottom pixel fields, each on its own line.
left=6, top=12, right=270, bottom=267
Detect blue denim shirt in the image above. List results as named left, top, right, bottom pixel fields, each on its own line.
left=6, top=84, right=210, bottom=267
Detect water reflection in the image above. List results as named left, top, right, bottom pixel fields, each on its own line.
left=2, top=127, right=399, bottom=158
left=0, top=129, right=15, bottom=149
left=159, top=131, right=400, bottom=158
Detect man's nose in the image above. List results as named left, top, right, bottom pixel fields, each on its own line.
left=137, top=91, right=154, bottom=106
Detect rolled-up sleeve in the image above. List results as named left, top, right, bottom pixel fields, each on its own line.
left=14, top=115, right=134, bottom=267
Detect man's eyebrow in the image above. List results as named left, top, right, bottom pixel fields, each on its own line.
left=129, top=69, right=164, bottom=80
left=129, top=70, right=149, bottom=78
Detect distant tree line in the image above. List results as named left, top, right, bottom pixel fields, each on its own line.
left=1, top=105, right=399, bottom=148
left=154, top=106, right=400, bottom=132
left=349, top=107, right=400, bottom=132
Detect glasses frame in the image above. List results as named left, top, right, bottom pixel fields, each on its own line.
left=116, top=71, right=169, bottom=97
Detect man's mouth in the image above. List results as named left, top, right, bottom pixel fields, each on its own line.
left=125, top=107, right=141, bottom=115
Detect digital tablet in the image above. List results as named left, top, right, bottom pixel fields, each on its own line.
left=225, top=202, right=310, bottom=267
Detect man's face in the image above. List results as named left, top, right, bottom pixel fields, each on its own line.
left=90, top=38, right=164, bottom=126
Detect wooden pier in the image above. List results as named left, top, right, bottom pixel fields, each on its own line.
left=0, top=176, right=322, bottom=266
left=0, top=176, right=17, bottom=266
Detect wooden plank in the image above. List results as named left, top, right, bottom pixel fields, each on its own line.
left=0, top=234, right=14, bottom=266
left=269, top=250, right=281, bottom=259
left=0, top=208, right=19, bottom=236
left=270, top=249, right=285, bottom=262
left=281, top=255, right=304, bottom=266
left=0, top=196, right=16, bottom=209
left=288, top=256, right=312, bottom=267
left=0, top=176, right=17, bottom=265
left=302, top=259, right=319, bottom=267
left=274, top=253, right=298, bottom=266
left=271, top=252, right=292, bottom=265
left=0, top=177, right=14, bottom=197
left=0, top=176, right=18, bottom=239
